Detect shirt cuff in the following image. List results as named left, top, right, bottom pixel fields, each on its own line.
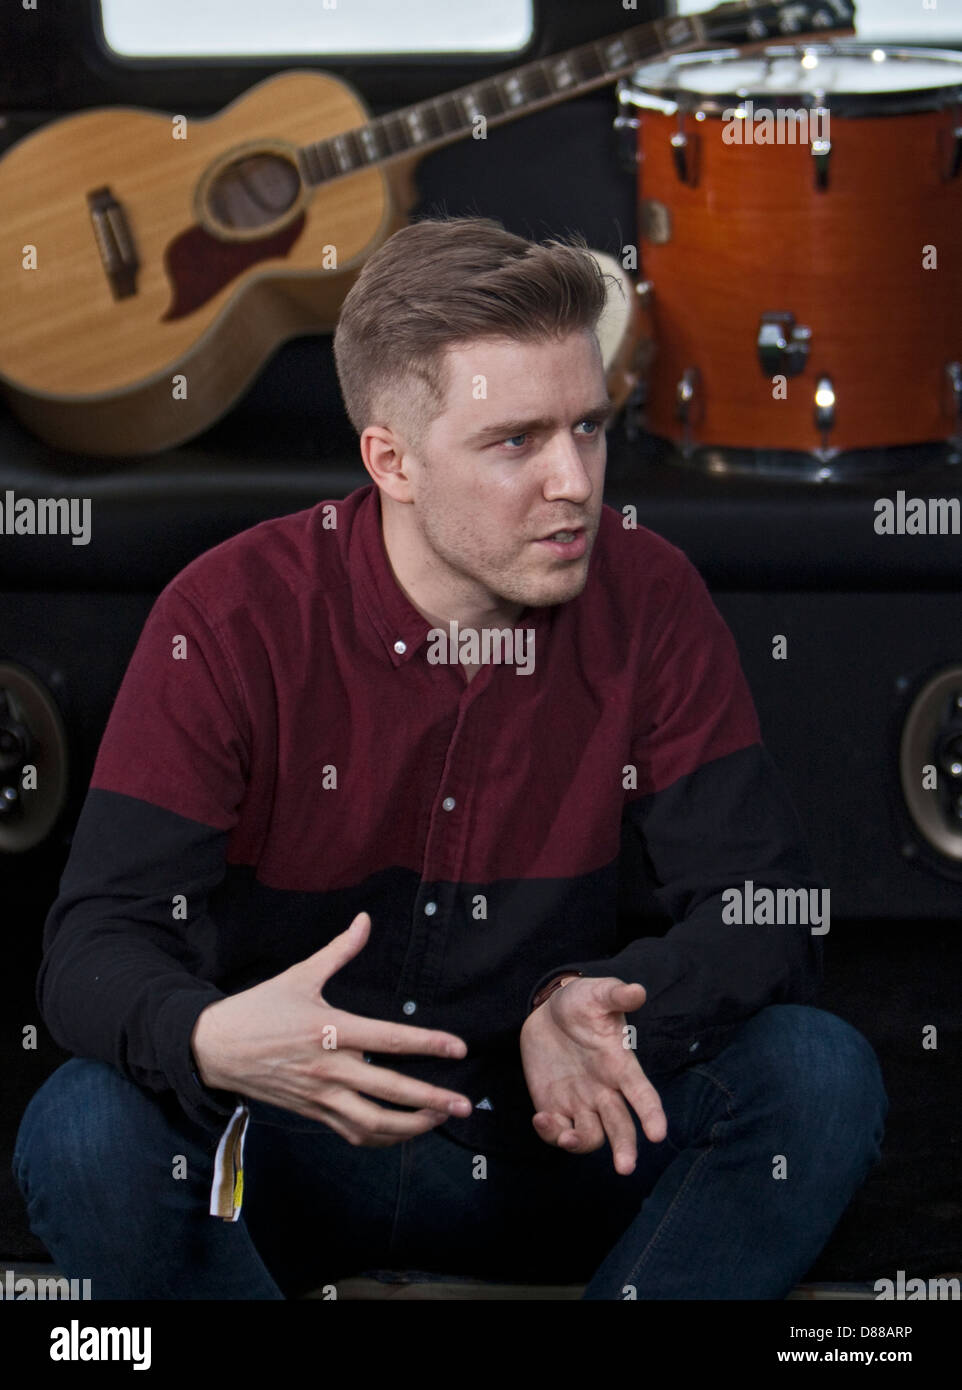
left=154, top=987, right=241, bottom=1133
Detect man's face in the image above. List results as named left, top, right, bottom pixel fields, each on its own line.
left=397, top=329, right=611, bottom=616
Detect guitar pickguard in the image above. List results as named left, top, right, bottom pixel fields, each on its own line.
left=161, top=213, right=307, bottom=321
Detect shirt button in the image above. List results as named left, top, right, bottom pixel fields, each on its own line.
left=442, top=797, right=455, bottom=811
left=402, top=1000, right=417, bottom=1015
left=689, top=1040, right=700, bottom=1053
left=394, top=640, right=407, bottom=655
left=424, top=901, right=437, bottom=916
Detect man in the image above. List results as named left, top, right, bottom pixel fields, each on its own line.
left=14, top=216, right=887, bottom=1300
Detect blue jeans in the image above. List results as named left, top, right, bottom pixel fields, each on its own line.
left=13, top=1004, right=887, bottom=1300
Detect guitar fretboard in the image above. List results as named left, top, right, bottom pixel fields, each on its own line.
left=296, top=10, right=712, bottom=186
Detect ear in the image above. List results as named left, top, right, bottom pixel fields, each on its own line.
left=360, top=424, right=416, bottom=504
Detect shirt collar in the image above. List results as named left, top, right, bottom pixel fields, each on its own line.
left=349, top=484, right=553, bottom=669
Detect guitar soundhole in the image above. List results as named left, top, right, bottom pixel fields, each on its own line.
left=206, top=152, right=303, bottom=233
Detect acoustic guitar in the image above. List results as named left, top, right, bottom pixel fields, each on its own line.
left=0, top=0, right=854, bottom=455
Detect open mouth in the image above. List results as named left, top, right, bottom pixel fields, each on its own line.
left=536, top=527, right=587, bottom=557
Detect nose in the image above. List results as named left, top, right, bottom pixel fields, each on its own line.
left=540, top=431, right=600, bottom=505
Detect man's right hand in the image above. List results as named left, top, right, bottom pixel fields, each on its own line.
left=190, top=911, right=472, bottom=1146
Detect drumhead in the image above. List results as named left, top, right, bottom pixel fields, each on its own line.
left=585, top=250, right=632, bottom=370
left=620, top=42, right=962, bottom=117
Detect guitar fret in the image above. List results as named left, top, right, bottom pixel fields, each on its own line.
left=499, top=71, right=527, bottom=110
left=383, top=112, right=410, bottom=154
left=477, top=76, right=507, bottom=116
left=548, top=54, right=577, bottom=93
left=458, top=87, right=485, bottom=124
left=331, top=131, right=358, bottom=173
left=519, top=62, right=552, bottom=104
left=299, top=144, right=323, bottom=184
left=402, top=106, right=429, bottom=144
left=358, top=123, right=384, bottom=163
left=602, top=35, right=631, bottom=71
left=433, top=92, right=464, bottom=137
left=313, top=140, right=338, bottom=181
left=575, top=43, right=604, bottom=84
left=416, top=100, right=447, bottom=143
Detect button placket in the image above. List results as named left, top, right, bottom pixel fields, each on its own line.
left=398, top=692, right=483, bottom=1014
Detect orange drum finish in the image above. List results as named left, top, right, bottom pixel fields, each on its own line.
left=621, top=44, right=962, bottom=462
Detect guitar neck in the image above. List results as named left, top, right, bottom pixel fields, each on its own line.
left=296, top=0, right=853, bottom=187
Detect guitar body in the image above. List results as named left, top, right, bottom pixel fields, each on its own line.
left=0, top=71, right=410, bottom=454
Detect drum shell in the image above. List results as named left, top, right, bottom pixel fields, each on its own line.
left=629, top=91, right=962, bottom=453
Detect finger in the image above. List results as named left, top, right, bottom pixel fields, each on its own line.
left=310, top=1101, right=444, bottom=1148
left=535, top=1108, right=602, bottom=1154
left=344, top=1057, right=473, bottom=1117
left=532, top=1110, right=573, bottom=1147
left=304, top=911, right=372, bottom=987
left=563, top=1107, right=606, bottom=1154
left=328, top=1015, right=468, bottom=1060
left=320, top=1087, right=454, bottom=1141
left=596, top=1093, right=638, bottom=1175
left=605, top=980, right=646, bottom=1012
left=623, top=1076, right=668, bottom=1145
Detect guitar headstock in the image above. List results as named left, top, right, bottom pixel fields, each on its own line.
left=705, top=0, right=857, bottom=46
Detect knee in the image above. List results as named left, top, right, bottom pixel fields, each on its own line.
left=13, top=1058, right=146, bottom=1199
left=744, top=1005, right=888, bottom=1149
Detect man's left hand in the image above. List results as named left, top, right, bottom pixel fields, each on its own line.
left=519, top=976, right=667, bottom=1175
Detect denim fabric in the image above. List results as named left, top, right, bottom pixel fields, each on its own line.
left=13, top=1004, right=887, bottom=1300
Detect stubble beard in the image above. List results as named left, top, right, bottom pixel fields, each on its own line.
left=417, top=501, right=593, bottom=615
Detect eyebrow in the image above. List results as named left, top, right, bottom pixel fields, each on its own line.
left=465, top=397, right=615, bottom=446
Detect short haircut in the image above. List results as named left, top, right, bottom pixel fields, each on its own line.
left=332, top=215, right=610, bottom=452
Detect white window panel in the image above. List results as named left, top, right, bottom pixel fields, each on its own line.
left=100, top=0, right=534, bottom=58
left=673, top=0, right=962, bottom=44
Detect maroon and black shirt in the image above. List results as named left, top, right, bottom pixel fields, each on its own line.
left=38, top=483, right=824, bottom=1161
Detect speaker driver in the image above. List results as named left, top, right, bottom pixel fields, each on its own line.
left=0, top=660, right=69, bottom=853
left=899, top=665, right=962, bottom=865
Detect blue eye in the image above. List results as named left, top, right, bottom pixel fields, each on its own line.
left=499, top=419, right=604, bottom=451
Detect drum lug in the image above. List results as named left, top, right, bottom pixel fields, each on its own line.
left=614, top=88, right=641, bottom=173
left=640, top=199, right=672, bottom=245
left=757, top=313, right=811, bottom=377
left=814, top=375, right=836, bottom=440
left=670, top=114, right=699, bottom=187
left=671, top=131, right=689, bottom=183
left=811, top=114, right=831, bottom=191
left=675, top=367, right=702, bottom=454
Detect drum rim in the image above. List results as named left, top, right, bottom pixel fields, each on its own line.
left=617, top=41, right=962, bottom=117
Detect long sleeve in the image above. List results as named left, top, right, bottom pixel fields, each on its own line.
left=36, top=580, right=251, bottom=1132
left=526, top=555, right=825, bottom=1079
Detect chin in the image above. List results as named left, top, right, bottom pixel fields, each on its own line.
left=522, top=571, right=589, bottom=609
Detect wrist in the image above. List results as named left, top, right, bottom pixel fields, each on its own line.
left=530, top=972, right=583, bottom=1014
